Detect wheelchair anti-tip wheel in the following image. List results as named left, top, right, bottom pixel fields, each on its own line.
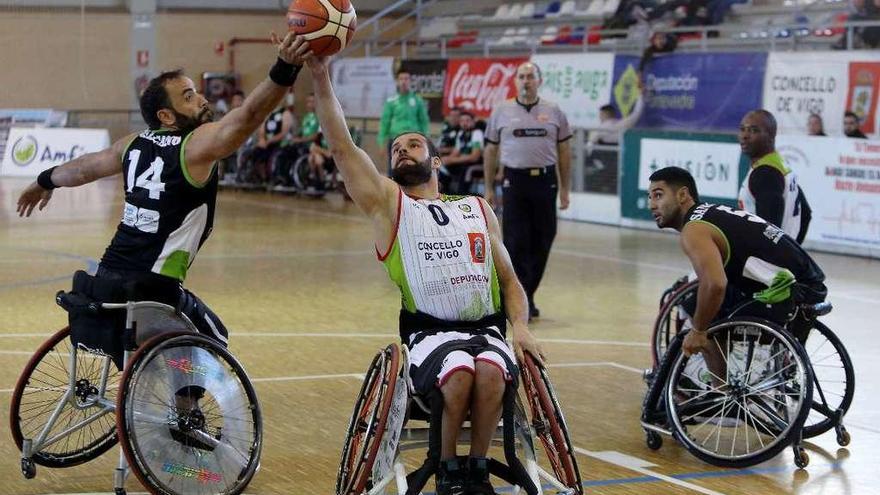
left=801, top=321, right=855, bottom=441
left=336, top=344, right=400, bottom=495
left=520, top=351, right=583, bottom=494
left=652, top=280, right=698, bottom=368
left=10, top=326, right=121, bottom=468
left=117, top=332, right=262, bottom=495
left=665, top=318, right=813, bottom=468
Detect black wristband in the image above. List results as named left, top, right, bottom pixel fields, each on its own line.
left=269, top=58, right=302, bottom=87
left=37, top=166, right=58, bottom=190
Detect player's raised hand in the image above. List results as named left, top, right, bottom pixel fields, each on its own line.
left=272, top=32, right=312, bottom=66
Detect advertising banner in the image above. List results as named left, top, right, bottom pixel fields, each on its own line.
left=763, top=52, right=880, bottom=137
left=1, top=127, right=111, bottom=177
left=531, top=53, right=615, bottom=129
left=613, top=52, right=766, bottom=131
left=399, top=59, right=448, bottom=122
left=331, top=57, right=397, bottom=118
left=620, top=130, right=749, bottom=221
left=777, top=135, right=880, bottom=251
left=443, top=57, right=528, bottom=119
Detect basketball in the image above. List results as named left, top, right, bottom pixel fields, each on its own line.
left=286, top=0, right=357, bottom=57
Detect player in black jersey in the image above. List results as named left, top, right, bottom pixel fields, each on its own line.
left=16, top=33, right=312, bottom=346
left=647, top=166, right=827, bottom=365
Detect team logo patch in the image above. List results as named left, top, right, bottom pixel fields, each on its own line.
left=468, top=232, right=486, bottom=263
left=458, top=204, right=472, bottom=213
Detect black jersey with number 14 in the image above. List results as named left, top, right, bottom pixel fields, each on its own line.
left=100, top=129, right=218, bottom=281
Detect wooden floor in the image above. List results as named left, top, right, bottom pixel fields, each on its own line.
left=1, top=176, right=878, bottom=495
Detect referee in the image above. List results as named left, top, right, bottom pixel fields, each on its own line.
left=484, top=62, right=572, bottom=319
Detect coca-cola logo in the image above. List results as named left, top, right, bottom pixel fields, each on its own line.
left=446, top=62, right=518, bottom=114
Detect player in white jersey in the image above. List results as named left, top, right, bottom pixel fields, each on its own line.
left=304, top=55, right=544, bottom=495
left=737, top=110, right=812, bottom=244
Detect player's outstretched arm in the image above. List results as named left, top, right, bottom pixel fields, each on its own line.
left=16, top=132, right=136, bottom=217
left=306, top=55, right=397, bottom=218
left=185, top=33, right=310, bottom=173
left=482, top=198, right=546, bottom=366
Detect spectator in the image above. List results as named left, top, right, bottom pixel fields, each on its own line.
left=589, top=86, right=645, bottom=147
left=807, top=113, right=826, bottom=136
left=638, top=32, right=678, bottom=74
left=378, top=70, right=430, bottom=173
left=439, top=106, right=462, bottom=156
left=834, top=0, right=880, bottom=48
left=219, top=90, right=247, bottom=184
left=253, top=101, right=294, bottom=184
left=844, top=111, right=868, bottom=138
left=272, top=91, right=300, bottom=187
left=442, top=111, right=484, bottom=195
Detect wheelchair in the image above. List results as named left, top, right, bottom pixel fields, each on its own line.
left=336, top=344, right=582, bottom=495
left=9, top=277, right=262, bottom=495
left=643, top=279, right=854, bottom=468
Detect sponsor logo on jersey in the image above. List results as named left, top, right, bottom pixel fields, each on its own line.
left=763, top=224, right=785, bottom=244
left=458, top=204, right=472, bottom=213
left=468, top=232, right=486, bottom=263
left=512, top=128, right=548, bottom=138
left=689, top=203, right=712, bottom=221
left=139, top=130, right=182, bottom=147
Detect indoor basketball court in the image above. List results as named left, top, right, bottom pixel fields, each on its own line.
left=2, top=0, right=879, bottom=494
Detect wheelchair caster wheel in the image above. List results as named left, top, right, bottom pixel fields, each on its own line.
left=114, top=488, right=126, bottom=495
left=794, top=447, right=809, bottom=469
left=646, top=431, right=662, bottom=450
left=21, top=458, right=36, bottom=479
left=836, top=426, right=851, bottom=446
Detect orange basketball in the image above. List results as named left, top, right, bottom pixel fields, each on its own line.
left=287, top=0, right=357, bottom=57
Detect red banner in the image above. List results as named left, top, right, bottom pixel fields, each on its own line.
left=443, top=57, right=528, bottom=118
left=847, top=62, right=880, bottom=135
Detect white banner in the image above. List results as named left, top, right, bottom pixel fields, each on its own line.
left=532, top=53, right=615, bottom=129
left=638, top=138, right=742, bottom=199
left=330, top=57, right=397, bottom=118
left=777, top=134, right=880, bottom=250
left=1, top=127, right=110, bottom=177
left=763, top=51, right=880, bottom=138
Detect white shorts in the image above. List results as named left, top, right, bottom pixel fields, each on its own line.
left=407, top=329, right=516, bottom=393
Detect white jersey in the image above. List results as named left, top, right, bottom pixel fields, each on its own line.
left=738, top=151, right=802, bottom=240
left=379, top=191, right=501, bottom=322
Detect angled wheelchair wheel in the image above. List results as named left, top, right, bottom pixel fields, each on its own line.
left=117, top=332, right=262, bottom=495
left=291, top=154, right=313, bottom=191
left=337, top=344, right=400, bottom=495
left=802, top=321, right=855, bottom=440
left=666, top=318, right=813, bottom=468
left=520, top=352, right=583, bottom=494
left=10, top=326, right=120, bottom=468
left=652, top=280, right=698, bottom=368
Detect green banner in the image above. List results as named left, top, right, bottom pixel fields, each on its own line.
left=620, top=130, right=750, bottom=221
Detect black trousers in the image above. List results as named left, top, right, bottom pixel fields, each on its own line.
left=501, top=165, right=558, bottom=306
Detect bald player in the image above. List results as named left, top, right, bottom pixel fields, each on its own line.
left=737, top=109, right=812, bottom=244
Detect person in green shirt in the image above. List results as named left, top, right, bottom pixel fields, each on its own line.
left=378, top=70, right=429, bottom=173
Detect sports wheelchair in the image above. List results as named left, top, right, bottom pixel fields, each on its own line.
left=9, top=273, right=262, bottom=495
left=642, top=278, right=854, bottom=469
left=336, top=344, right=582, bottom=495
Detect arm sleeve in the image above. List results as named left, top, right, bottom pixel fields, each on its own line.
left=484, top=109, right=501, bottom=144
left=749, top=166, right=786, bottom=228
left=418, top=96, right=430, bottom=134
left=377, top=101, right=392, bottom=146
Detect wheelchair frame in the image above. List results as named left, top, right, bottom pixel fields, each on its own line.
left=337, top=344, right=582, bottom=495
left=10, top=297, right=262, bottom=495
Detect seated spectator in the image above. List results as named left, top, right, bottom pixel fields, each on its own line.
left=272, top=91, right=301, bottom=187
left=843, top=111, right=868, bottom=138
left=590, top=86, right=645, bottom=147
left=807, top=113, right=827, bottom=136
left=638, top=31, right=678, bottom=74
left=253, top=101, right=294, bottom=184
left=438, top=106, right=462, bottom=156
left=834, top=0, right=880, bottom=48
left=307, top=126, right=362, bottom=194
left=219, top=90, right=246, bottom=185
left=441, top=111, right=484, bottom=195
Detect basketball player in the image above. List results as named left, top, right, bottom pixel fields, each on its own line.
left=17, top=33, right=311, bottom=346
left=305, top=54, right=545, bottom=495
left=648, top=167, right=826, bottom=372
